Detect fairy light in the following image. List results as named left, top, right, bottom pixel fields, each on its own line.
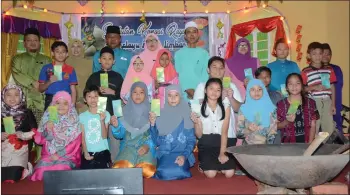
left=244, top=7, right=249, bottom=13
left=5, top=11, right=9, bottom=15
left=205, top=10, right=208, bottom=13
left=183, top=10, right=187, bottom=14
left=262, top=4, right=267, bottom=8
left=23, top=5, right=28, bottom=9
left=43, top=8, right=47, bottom=12
left=121, top=10, right=125, bottom=14
left=141, top=10, right=145, bottom=13
left=226, top=10, right=230, bottom=14
left=162, top=10, right=166, bottom=14
left=287, top=40, right=291, bottom=44
left=280, top=16, right=284, bottom=20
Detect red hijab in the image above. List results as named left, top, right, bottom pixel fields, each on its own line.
left=151, top=49, right=178, bottom=83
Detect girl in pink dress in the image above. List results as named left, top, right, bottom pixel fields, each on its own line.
left=151, top=49, right=179, bottom=108
left=31, top=91, right=82, bottom=181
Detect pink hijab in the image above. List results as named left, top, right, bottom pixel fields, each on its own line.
left=121, top=56, right=153, bottom=102
left=139, top=33, right=163, bottom=74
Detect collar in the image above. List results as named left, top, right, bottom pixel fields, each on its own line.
left=309, top=64, right=324, bottom=70
left=277, top=59, right=287, bottom=63
left=26, top=52, right=39, bottom=57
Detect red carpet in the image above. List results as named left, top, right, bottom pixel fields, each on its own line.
left=2, top=163, right=349, bottom=194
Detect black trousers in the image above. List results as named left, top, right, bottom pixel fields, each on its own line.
left=1, top=166, right=24, bottom=182
left=81, top=150, right=111, bottom=169
left=44, top=94, right=54, bottom=110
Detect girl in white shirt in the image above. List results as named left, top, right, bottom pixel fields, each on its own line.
left=191, top=78, right=235, bottom=178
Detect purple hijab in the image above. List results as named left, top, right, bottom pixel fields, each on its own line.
left=226, top=38, right=259, bottom=81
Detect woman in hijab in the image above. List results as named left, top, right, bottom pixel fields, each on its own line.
left=1, top=84, right=37, bottom=183
left=31, top=91, right=82, bottom=181
left=225, top=38, right=261, bottom=99
left=150, top=85, right=196, bottom=180
left=120, top=56, right=153, bottom=104
left=110, top=82, right=156, bottom=178
left=150, top=49, right=179, bottom=108
left=66, top=39, right=92, bottom=113
left=139, top=33, right=163, bottom=74
left=237, top=79, right=277, bottom=145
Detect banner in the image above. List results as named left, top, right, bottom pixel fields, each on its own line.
left=81, top=15, right=209, bottom=57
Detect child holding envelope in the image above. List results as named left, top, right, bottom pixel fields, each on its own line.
left=85, top=46, right=123, bottom=163
left=31, top=91, right=82, bottom=181
left=120, top=56, right=153, bottom=104
left=277, top=73, right=319, bottom=143
left=38, top=41, right=78, bottom=110
left=191, top=78, right=235, bottom=179
left=1, top=84, right=37, bottom=183
left=150, top=49, right=179, bottom=108
left=110, top=82, right=156, bottom=178
left=80, top=85, right=111, bottom=169
left=150, top=85, right=196, bottom=181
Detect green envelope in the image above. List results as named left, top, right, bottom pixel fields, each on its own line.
left=244, top=68, right=253, bottom=80
left=3, top=116, right=16, bottom=134
left=287, top=100, right=301, bottom=115
left=320, top=74, right=331, bottom=89
left=156, top=67, right=165, bottom=83
left=281, top=84, right=289, bottom=97
left=133, top=77, right=140, bottom=83
left=223, top=77, right=231, bottom=88
left=190, top=99, right=201, bottom=115
left=53, top=65, right=62, bottom=80
left=97, top=97, right=108, bottom=114
left=254, top=112, right=261, bottom=126
left=48, top=106, right=59, bottom=123
left=112, top=100, right=123, bottom=117
left=100, top=73, right=109, bottom=88
left=151, top=99, right=160, bottom=116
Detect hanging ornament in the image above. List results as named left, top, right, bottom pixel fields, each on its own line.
left=77, top=0, right=88, bottom=6
left=200, top=0, right=211, bottom=6
left=100, top=0, right=105, bottom=24
left=248, top=0, right=283, bottom=7
left=183, top=0, right=188, bottom=24
left=216, top=19, right=224, bottom=39
left=226, top=0, right=231, bottom=5
left=217, top=42, right=226, bottom=58
left=64, top=15, right=74, bottom=41
left=140, top=12, right=147, bottom=30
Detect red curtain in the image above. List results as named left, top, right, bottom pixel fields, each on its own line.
left=225, top=16, right=286, bottom=59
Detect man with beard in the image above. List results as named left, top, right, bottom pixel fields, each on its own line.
left=92, top=26, right=132, bottom=79
left=174, top=21, right=210, bottom=101
left=11, top=28, right=52, bottom=121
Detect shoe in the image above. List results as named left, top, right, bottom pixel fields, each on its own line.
left=234, top=170, right=246, bottom=176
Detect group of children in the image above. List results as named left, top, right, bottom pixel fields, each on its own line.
left=1, top=35, right=341, bottom=184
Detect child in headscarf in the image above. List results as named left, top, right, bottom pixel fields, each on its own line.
left=110, top=82, right=156, bottom=178
left=150, top=49, right=179, bottom=108
left=1, top=84, right=37, bottom=183
left=237, top=79, right=277, bottom=145
left=150, top=85, right=196, bottom=180
left=31, top=91, right=82, bottom=181
left=237, top=79, right=277, bottom=190
left=120, top=56, right=153, bottom=104
left=139, top=33, right=164, bottom=74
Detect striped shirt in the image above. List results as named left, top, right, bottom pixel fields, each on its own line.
left=301, top=65, right=336, bottom=98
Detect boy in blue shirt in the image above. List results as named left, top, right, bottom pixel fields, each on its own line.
left=38, top=41, right=77, bottom=109
left=80, top=85, right=111, bottom=169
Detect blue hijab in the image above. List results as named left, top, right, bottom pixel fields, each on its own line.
left=240, top=79, right=276, bottom=128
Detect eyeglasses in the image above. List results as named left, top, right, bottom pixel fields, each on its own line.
left=146, top=39, right=158, bottom=44
left=238, top=44, right=248, bottom=48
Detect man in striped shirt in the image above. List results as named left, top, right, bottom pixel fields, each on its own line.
left=301, top=42, right=337, bottom=135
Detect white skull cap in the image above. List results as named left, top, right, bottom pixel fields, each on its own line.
left=185, top=21, right=198, bottom=30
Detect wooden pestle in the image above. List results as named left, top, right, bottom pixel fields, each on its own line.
left=303, top=132, right=330, bottom=156
left=331, top=144, right=350, bottom=154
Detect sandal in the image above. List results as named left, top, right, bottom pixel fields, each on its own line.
left=234, top=170, right=246, bottom=176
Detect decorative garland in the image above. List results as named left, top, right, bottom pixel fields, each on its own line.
left=100, top=0, right=105, bottom=24
left=295, top=25, right=303, bottom=62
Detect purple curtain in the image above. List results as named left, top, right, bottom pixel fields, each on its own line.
left=2, top=15, right=61, bottom=39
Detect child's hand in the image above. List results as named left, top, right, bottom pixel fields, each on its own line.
left=175, top=155, right=185, bottom=166
left=155, top=81, right=160, bottom=90
left=84, top=152, right=94, bottom=161
left=286, top=114, right=296, bottom=122
left=46, top=122, right=54, bottom=131
left=185, top=89, right=195, bottom=100
left=110, top=116, right=119, bottom=127
left=218, top=153, right=229, bottom=164
left=248, top=123, right=260, bottom=131
left=227, top=88, right=234, bottom=99
left=331, top=106, right=336, bottom=115
left=138, top=145, right=149, bottom=156
left=244, top=78, right=249, bottom=88
left=1, top=132, right=8, bottom=141
left=15, top=131, right=24, bottom=140
left=314, top=84, right=326, bottom=91
left=149, top=112, right=157, bottom=126
left=99, top=112, right=106, bottom=121
left=190, top=112, right=200, bottom=124
left=222, top=89, right=228, bottom=99
left=49, top=75, right=58, bottom=83
left=50, top=154, right=59, bottom=161
left=100, top=87, right=115, bottom=95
